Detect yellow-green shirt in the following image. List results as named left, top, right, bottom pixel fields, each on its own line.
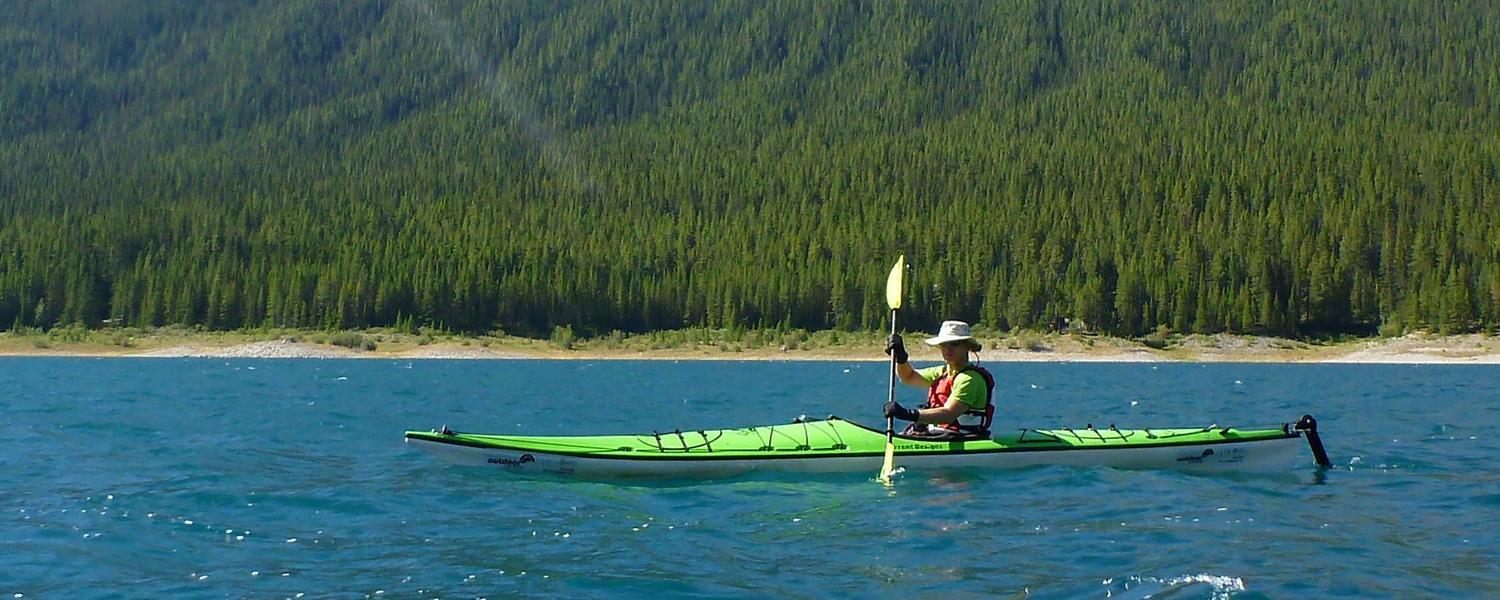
left=916, top=365, right=989, bottom=411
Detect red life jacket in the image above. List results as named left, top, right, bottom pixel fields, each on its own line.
left=924, top=365, right=996, bottom=433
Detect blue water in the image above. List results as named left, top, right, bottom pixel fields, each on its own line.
left=2, top=358, right=1497, bottom=598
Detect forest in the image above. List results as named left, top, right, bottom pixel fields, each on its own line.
left=2, top=0, right=1497, bottom=338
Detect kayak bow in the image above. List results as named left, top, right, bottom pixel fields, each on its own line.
left=404, top=415, right=1330, bottom=479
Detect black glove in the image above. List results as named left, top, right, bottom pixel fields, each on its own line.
left=885, top=334, right=909, bottom=364
left=884, top=400, right=920, bottom=422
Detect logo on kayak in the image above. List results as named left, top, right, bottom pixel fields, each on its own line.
left=487, top=454, right=536, bottom=467
left=1176, top=448, right=1215, bottom=463
left=545, top=458, right=577, bottom=476
left=1176, top=447, right=1245, bottom=464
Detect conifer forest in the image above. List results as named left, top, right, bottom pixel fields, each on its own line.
left=2, top=1, right=1497, bottom=338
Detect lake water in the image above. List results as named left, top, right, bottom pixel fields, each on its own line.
left=2, top=358, right=1497, bottom=598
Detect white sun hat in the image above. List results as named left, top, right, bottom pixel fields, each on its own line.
left=924, top=320, right=982, bottom=351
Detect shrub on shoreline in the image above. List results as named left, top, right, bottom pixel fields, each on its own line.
left=329, top=332, right=375, bottom=351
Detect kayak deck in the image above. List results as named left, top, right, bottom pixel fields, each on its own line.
left=404, top=416, right=1325, bottom=477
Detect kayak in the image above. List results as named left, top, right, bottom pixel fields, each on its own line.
left=404, top=415, right=1331, bottom=479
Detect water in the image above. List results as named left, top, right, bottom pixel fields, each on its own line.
left=2, top=358, right=1497, bottom=598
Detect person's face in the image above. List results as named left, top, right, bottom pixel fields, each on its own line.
left=938, top=341, right=969, bottom=361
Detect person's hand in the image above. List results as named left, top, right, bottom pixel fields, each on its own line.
left=884, top=400, right=919, bottom=422
left=885, top=334, right=908, bottom=364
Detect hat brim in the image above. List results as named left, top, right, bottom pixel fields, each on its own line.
left=924, top=335, right=982, bottom=351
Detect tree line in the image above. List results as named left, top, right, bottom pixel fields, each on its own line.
left=2, top=0, right=1497, bottom=338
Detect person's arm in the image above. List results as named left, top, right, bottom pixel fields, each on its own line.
left=894, top=361, right=929, bottom=388
left=912, top=394, right=968, bottom=424
left=911, top=372, right=984, bottom=424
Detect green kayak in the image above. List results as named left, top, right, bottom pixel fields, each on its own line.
left=405, top=415, right=1330, bottom=479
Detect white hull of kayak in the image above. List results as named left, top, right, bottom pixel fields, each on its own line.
left=405, top=435, right=1307, bottom=479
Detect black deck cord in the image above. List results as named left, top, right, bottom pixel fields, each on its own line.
left=641, top=429, right=719, bottom=453
left=1294, top=414, right=1333, bottom=468
left=758, top=424, right=775, bottom=451
left=820, top=420, right=848, bottom=449
left=764, top=422, right=806, bottom=448
left=1019, top=429, right=1064, bottom=444
left=1086, top=424, right=1107, bottom=443
left=1108, top=424, right=1129, bottom=442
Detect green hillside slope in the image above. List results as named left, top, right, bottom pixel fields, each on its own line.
left=2, top=0, right=1496, bottom=337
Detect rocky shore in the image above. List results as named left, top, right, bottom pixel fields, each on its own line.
left=3, top=331, right=1498, bottom=363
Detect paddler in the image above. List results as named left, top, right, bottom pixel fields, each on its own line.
left=883, top=320, right=996, bottom=440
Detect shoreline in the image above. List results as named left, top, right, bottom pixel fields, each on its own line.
left=2, top=329, right=1497, bottom=364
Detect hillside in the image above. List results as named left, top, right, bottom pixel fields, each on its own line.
left=2, top=0, right=1497, bottom=337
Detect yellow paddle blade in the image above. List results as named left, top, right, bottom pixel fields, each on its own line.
left=878, top=441, right=896, bottom=483
left=885, top=255, right=905, bottom=310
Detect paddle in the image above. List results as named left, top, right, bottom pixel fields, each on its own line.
left=878, top=255, right=905, bottom=483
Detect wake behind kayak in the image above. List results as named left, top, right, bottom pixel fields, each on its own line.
left=404, top=415, right=1331, bottom=479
